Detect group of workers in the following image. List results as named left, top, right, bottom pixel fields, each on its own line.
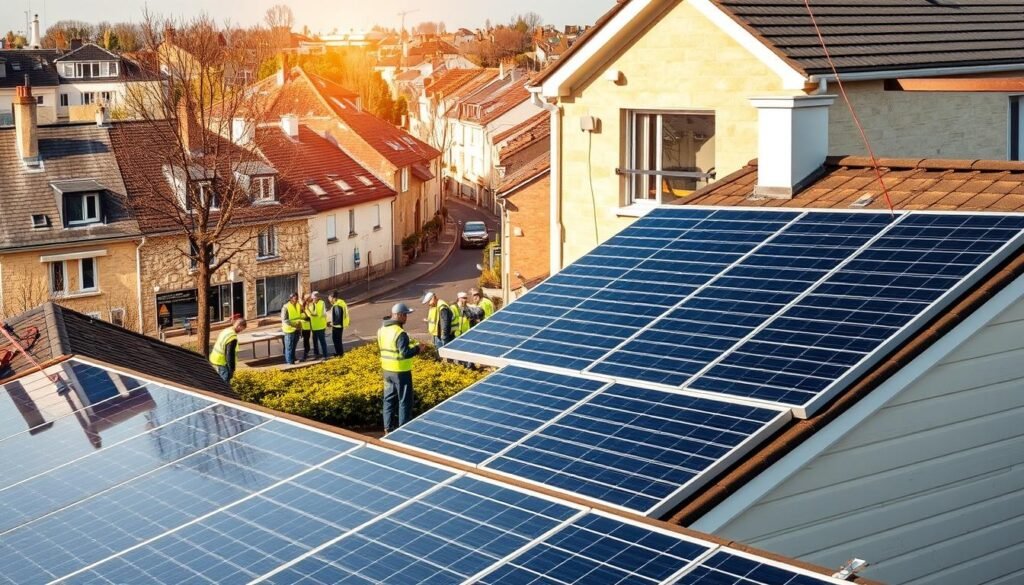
left=207, top=285, right=496, bottom=435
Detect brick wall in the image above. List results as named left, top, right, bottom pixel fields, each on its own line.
left=506, top=174, right=551, bottom=287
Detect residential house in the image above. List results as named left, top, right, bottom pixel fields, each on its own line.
left=0, top=41, right=162, bottom=126
left=530, top=0, right=1024, bottom=273
left=411, top=67, right=492, bottom=145
left=0, top=83, right=142, bottom=327
left=258, top=120, right=397, bottom=293
left=494, top=112, right=551, bottom=302
left=109, top=117, right=315, bottom=335
left=451, top=28, right=477, bottom=47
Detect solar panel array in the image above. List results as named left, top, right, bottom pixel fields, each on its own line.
left=0, top=359, right=847, bottom=585
left=443, top=208, right=1024, bottom=417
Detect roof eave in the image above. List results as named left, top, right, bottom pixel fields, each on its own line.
left=808, top=62, right=1024, bottom=83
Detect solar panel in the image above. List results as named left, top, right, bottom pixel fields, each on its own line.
left=384, top=366, right=608, bottom=464
left=673, top=549, right=845, bottom=585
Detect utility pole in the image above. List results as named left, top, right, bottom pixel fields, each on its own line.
left=396, top=9, right=419, bottom=73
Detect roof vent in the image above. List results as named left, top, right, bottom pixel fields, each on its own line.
left=850, top=193, right=875, bottom=208
left=30, top=214, right=49, bottom=228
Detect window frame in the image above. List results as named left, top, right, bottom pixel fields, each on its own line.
left=49, top=261, right=68, bottom=295
left=197, top=181, right=219, bottom=210
left=326, top=214, right=338, bottom=242
left=78, top=257, right=98, bottom=293
left=66, top=192, right=101, bottom=226
left=621, top=110, right=717, bottom=205
left=373, top=204, right=381, bottom=230
left=257, top=226, right=279, bottom=259
left=400, top=167, right=410, bottom=192
left=348, top=209, right=357, bottom=237
left=60, top=93, right=69, bottom=107
left=189, top=242, right=216, bottom=271
left=252, top=176, right=276, bottom=202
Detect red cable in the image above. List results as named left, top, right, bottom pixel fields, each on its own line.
left=803, top=0, right=895, bottom=215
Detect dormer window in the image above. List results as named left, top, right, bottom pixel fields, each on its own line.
left=192, top=181, right=219, bottom=210
left=66, top=192, right=101, bottom=226
left=252, top=176, right=275, bottom=202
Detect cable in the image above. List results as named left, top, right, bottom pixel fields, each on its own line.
left=803, top=0, right=895, bottom=216
left=587, top=130, right=599, bottom=245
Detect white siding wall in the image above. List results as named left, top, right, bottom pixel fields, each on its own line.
left=706, top=292, right=1024, bottom=585
left=308, top=200, right=393, bottom=282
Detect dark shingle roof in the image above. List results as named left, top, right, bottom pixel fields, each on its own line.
left=713, top=0, right=1024, bottom=75
left=0, top=303, right=233, bottom=396
left=53, top=43, right=119, bottom=62
left=0, top=50, right=59, bottom=88
left=0, top=124, right=141, bottom=251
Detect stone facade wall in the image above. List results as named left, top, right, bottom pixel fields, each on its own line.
left=138, top=220, right=309, bottom=334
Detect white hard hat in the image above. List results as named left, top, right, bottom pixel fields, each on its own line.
left=421, top=291, right=436, bottom=304
left=457, top=291, right=468, bottom=299
left=392, top=302, right=414, bottom=315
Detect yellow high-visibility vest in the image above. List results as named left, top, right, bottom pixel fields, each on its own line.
left=378, top=323, right=414, bottom=372
left=332, top=299, right=350, bottom=328
left=479, top=297, right=495, bottom=319
left=307, top=299, right=328, bottom=331
left=426, top=300, right=450, bottom=337
left=208, top=327, right=237, bottom=366
left=281, top=302, right=303, bottom=334
left=454, top=304, right=471, bottom=337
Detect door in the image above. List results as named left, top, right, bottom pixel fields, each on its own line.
left=232, top=282, right=245, bottom=319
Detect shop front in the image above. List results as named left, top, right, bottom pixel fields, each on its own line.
left=155, top=282, right=245, bottom=330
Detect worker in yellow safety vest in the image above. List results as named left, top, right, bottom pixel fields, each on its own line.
left=328, top=290, right=350, bottom=357
left=280, top=292, right=303, bottom=365
left=306, top=291, right=328, bottom=360
left=422, top=290, right=454, bottom=348
left=453, top=291, right=483, bottom=336
left=209, top=317, right=247, bottom=383
left=469, top=287, right=495, bottom=320
left=378, top=302, right=421, bottom=433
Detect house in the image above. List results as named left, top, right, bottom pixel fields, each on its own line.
left=0, top=84, right=142, bottom=327
left=258, top=120, right=397, bottom=293
left=494, top=112, right=551, bottom=302
left=0, top=301, right=875, bottom=585
left=530, top=0, right=1024, bottom=273
left=452, top=28, right=477, bottom=47
left=0, top=40, right=162, bottom=126
left=109, top=116, right=315, bottom=334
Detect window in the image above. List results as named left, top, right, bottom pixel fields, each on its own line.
left=81, top=92, right=96, bottom=105
left=328, top=256, right=337, bottom=276
left=257, top=226, right=278, bottom=259
left=192, top=182, right=219, bottom=210
left=253, top=176, right=275, bottom=202
left=189, top=242, right=216, bottom=270
left=110, top=308, right=126, bottom=328
left=1012, top=96, right=1024, bottom=161
left=66, top=193, right=100, bottom=226
left=256, top=273, right=298, bottom=317
left=326, top=215, right=338, bottom=242
left=31, top=214, right=49, bottom=228
left=35, top=95, right=43, bottom=105
left=401, top=167, right=410, bottom=192
left=60, top=93, right=68, bottom=107
left=624, top=111, right=716, bottom=204
left=334, top=179, right=353, bottom=191
left=373, top=204, right=381, bottom=230
left=79, top=257, right=97, bottom=292
left=357, top=176, right=373, bottom=187
left=348, top=209, right=356, bottom=237
left=308, top=182, right=327, bottom=196
left=49, top=261, right=67, bottom=295
left=100, top=91, right=112, bottom=104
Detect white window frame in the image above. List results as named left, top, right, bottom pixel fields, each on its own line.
left=257, top=226, right=278, bottom=259
left=49, top=261, right=68, bottom=295
left=100, top=90, right=112, bottom=104
left=623, top=110, right=716, bottom=205
left=328, top=255, right=337, bottom=276
left=348, top=209, right=357, bottom=237
left=81, top=92, right=96, bottom=105
left=67, top=192, right=101, bottom=226
left=197, top=181, right=219, bottom=210
left=253, top=176, right=275, bottom=202
left=401, top=167, right=410, bottom=192
left=78, top=257, right=98, bottom=293
left=326, top=215, right=338, bottom=242
left=373, top=204, right=381, bottom=230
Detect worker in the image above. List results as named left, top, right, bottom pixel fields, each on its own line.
left=454, top=291, right=483, bottom=336
left=469, top=287, right=495, bottom=320
left=306, top=291, right=329, bottom=360
left=209, top=317, right=247, bottom=383
left=378, top=302, right=421, bottom=433
left=422, top=290, right=454, bottom=348
left=280, top=292, right=302, bottom=365
left=328, top=290, right=350, bottom=357
left=299, top=293, right=313, bottom=361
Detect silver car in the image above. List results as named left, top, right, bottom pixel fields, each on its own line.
left=460, top=220, right=489, bottom=249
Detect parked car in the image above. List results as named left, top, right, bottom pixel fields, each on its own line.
left=460, top=220, right=489, bottom=249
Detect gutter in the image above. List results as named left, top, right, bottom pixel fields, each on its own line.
left=135, top=236, right=146, bottom=334
left=530, top=87, right=562, bottom=274
left=807, top=62, right=1024, bottom=84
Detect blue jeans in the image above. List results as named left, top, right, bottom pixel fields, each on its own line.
left=216, top=365, right=232, bottom=383
left=283, top=331, right=299, bottom=364
left=382, top=370, right=414, bottom=433
left=311, top=329, right=328, bottom=358
left=433, top=336, right=445, bottom=349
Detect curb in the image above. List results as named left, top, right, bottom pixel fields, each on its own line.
left=348, top=217, right=460, bottom=308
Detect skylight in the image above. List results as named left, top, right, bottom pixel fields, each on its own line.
left=307, top=183, right=327, bottom=196
left=357, top=176, right=373, bottom=187
left=30, top=214, right=49, bottom=228
left=335, top=179, right=353, bottom=191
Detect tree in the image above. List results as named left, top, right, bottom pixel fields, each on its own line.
left=514, top=12, right=543, bottom=32
left=54, top=30, right=68, bottom=50
left=113, top=22, right=142, bottom=52
left=43, top=20, right=93, bottom=48
left=264, top=4, right=294, bottom=48
left=5, top=31, right=16, bottom=48
left=122, top=12, right=295, bottom=355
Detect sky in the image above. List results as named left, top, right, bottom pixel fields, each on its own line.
left=3, top=0, right=617, bottom=36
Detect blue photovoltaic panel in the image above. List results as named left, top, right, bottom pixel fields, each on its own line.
left=385, top=366, right=607, bottom=464
left=261, top=476, right=580, bottom=585
left=590, top=212, right=893, bottom=387
left=478, top=512, right=714, bottom=584
left=484, top=384, right=788, bottom=514
left=689, top=213, right=1024, bottom=412
left=66, top=447, right=452, bottom=585
left=673, top=550, right=844, bottom=585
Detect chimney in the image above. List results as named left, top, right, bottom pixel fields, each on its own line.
left=275, top=54, right=286, bottom=87
left=280, top=114, right=299, bottom=138
left=70, top=38, right=83, bottom=51
left=177, top=100, right=201, bottom=155
left=14, top=79, right=40, bottom=167
left=231, top=117, right=253, bottom=145
left=499, top=60, right=505, bottom=80
left=750, top=95, right=836, bottom=199
left=29, top=14, right=41, bottom=49
left=95, top=104, right=110, bottom=127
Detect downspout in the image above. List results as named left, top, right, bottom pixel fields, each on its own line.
left=135, top=237, right=146, bottom=334
left=498, top=197, right=511, bottom=305
left=531, top=88, right=562, bottom=275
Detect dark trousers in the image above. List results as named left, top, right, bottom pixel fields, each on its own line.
left=283, top=331, right=299, bottom=365
left=311, top=329, right=328, bottom=358
left=301, top=329, right=311, bottom=359
left=332, top=327, right=344, bottom=357
left=382, top=370, right=414, bottom=433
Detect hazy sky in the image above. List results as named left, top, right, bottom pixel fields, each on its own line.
left=3, top=0, right=617, bottom=36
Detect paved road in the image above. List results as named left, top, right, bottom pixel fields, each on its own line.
left=346, top=200, right=499, bottom=346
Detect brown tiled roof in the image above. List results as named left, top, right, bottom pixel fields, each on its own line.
left=425, top=68, right=493, bottom=98
left=498, top=112, right=550, bottom=160
left=257, top=125, right=395, bottom=213
left=681, top=156, right=1024, bottom=211
left=494, top=111, right=548, bottom=145
left=409, top=39, right=460, bottom=56
left=461, top=79, right=531, bottom=125
left=109, top=120, right=315, bottom=234
left=0, top=123, right=141, bottom=251
left=713, top=0, right=1024, bottom=75
left=665, top=155, right=1024, bottom=524
left=0, top=303, right=232, bottom=396
left=499, top=154, right=550, bottom=194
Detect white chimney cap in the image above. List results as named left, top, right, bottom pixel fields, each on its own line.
left=280, top=114, right=299, bottom=138
left=750, top=94, right=836, bottom=199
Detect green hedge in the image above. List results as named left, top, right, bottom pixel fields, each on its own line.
left=231, top=343, right=486, bottom=429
